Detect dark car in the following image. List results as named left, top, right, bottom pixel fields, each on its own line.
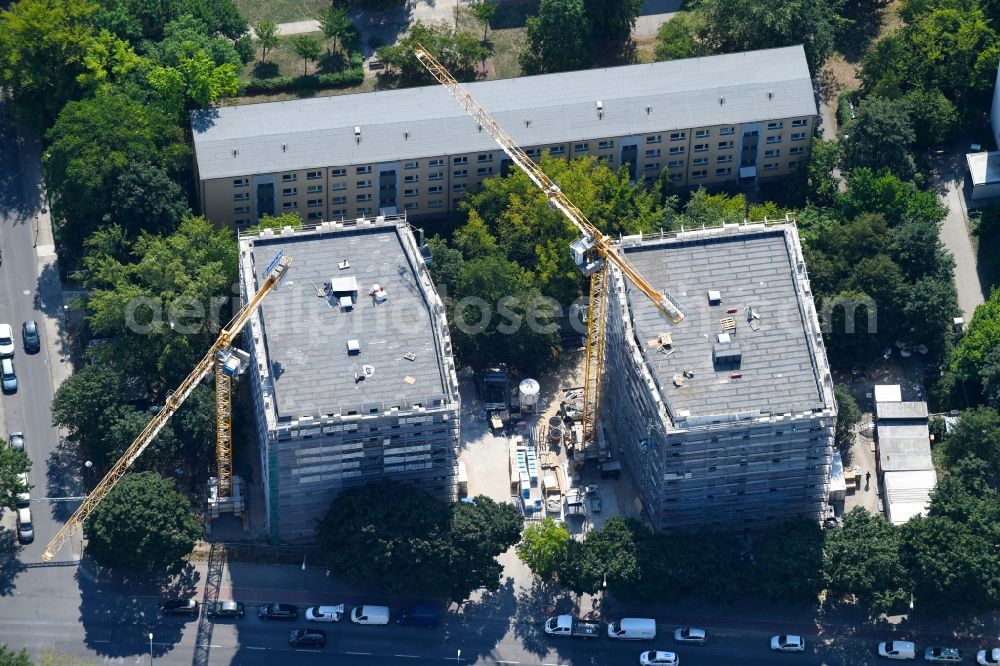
left=21, top=321, right=39, bottom=354
left=207, top=601, right=245, bottom=619
left=258, top=603, right=298, bottom=620
left=161, top=599, right=199, bottom=616
left=288, top=629, right=326, bottom=648
left=8, top=432, right=24, bottom=452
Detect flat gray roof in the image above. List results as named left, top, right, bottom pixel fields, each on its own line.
left=877, top=422, right=933, bottom=472
left=193, top=46, right=816, bottom=180
left=623, top=226, right=825, bottom=418
left=876, top=401, right=928, bottom=421
left=967, top=151, right=1000, bottom=186
left=247, top=223, right=448, bottom=420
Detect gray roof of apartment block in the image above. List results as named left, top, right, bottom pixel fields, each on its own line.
left=622, top=227, right=825, bottom=419
left=246, top=224, right=448, bottom=420
left=192, top=46, right=816, bottom=180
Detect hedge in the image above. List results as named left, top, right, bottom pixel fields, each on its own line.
left=836, top=90, right=857, bottom=129
left=241, top=54, right=365, bottom=96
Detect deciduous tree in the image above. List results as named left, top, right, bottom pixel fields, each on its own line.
left=254, top=19, right=279, bottom=63
left=582, top=0, right=642, bottom=47
left=823, top=508, right=909, bottom=614
left=521, top=0, right=590, bottom=74
left=840, top=96, right=916, bottom=179
left=316, top=6, right=352, bottom=53
left=469, top=0, right=498, bottom=41
left=376, top=21, right=488, bottom=86
left=941, top=407, right=1000, bottom=484
left=654, top=12, right=707, bottom=61
left=0, top=445, right=31, bottom=511
left=291, top=34, right=322, bottom=75
left=833, top=385, right=860, bottom=459
left=517, top=517, right=570, bottom=581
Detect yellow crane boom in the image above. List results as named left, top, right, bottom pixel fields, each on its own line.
left=42, top=254, right=293, bottom=562
left=414, top=48, right=684, bottom=456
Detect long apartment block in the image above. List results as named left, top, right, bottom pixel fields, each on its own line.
left=238, top=214, right=460, bottom=542
left=603, top=222, right=836, bottom=531
left=193, top=46, right=817, bottom=227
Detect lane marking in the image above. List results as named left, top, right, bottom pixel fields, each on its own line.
left=245, top=647, right=267, bottom=651
left=345, top=652, right=371, bottom=656
left=394, top=655, right=420, bottom=659
left=92, top=640, right=110, bottom=644
left=196, top=644, right=222, bottom=648
left=294, top=649, right=322, bottom=653
left=496, top=662, right=520, bottom=665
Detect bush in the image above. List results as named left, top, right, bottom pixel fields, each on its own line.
left=836, top=90, right=857, bottom=129
left=241, top=69, right=364, bottom=95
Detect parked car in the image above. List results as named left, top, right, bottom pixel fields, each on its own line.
left=22, top=321, right=39, bottom=354
left=978, top=648, right=1000, bottom=665
left=880, top=641, right=917, bottom=660
left=639, top=651, right=679, bottom=666
left=924, top=647, right=963, bottom=663
left=207, top=601, right=244, bottom=619
left=288, top=629, right=326, bottom=648
left=396, top=604, right=440, bottom=628
left=771, top=635, right=805, bottom=652
left=674, top=627, right=707, bottom=645
left=305, top=605, right=344, bottom=622
left=8, top=432, right=23, bottom=452
left=258, top=603, right=298, bottom=620
left=0, top=324, right=14, bottom=357
left=16, top=472, right=29, bottom=508
left=161, top=599, right=199, bottom=616
left=16, top=507, right=33, bottom=544
left=2, top=358, right=17, bottom=393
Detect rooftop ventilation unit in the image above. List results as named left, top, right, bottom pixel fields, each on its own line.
left=346, top=339, right=361, bottom=354
left=707, top=290, right=722, bottom=305
left=713, top=340, right=742, bottom=368
left=354, top=126, right=361, bottom=144
left=596, top=101, right=603, bottom=119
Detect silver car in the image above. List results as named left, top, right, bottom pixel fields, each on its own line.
left=1, top=358, right=16, bottom=393
left=674, top=627, right=707, bottom=644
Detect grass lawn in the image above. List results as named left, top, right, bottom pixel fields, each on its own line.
left=237, top=0, right=328, bottom=25
left=243, top=34, right=345, bottom=81
left=455, top=5, right=528, bottom=80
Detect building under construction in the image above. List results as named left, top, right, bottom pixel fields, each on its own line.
left=603, top=222, right=836, bottom=531
left=238, top=214, right=460, bottom=542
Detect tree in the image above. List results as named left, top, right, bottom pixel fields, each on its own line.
left=559, top=517, right=645, bottom=599
left=0, top=445, right=31, bottom=511
left=823, top=508, right=909, bottom=614
left=51, top=363, right=129, bottom=465
left=291, top=34, right=322, bottom=75
left=521, top=0, right=591, bottom=74
left=469, top=0, right=498, bottom=41
left=148, top=49, right=240, bottom=116
left=376, top=21, right=488, bottom=86
left=837, top=168, right=944, bottom=229
left=76, top=29, right=142, bottom=93
left=654, top=12, right=707, bottom=61
left=903, top=275, right=958, bottom=354
left=583, top=0, right=642, bottom=48
left=840, top=96, right=916, bottom=179
left=254, top=19, right=279, bottom=63
left=517, top=517, right=571, bottom=580
left=144, top=15, right=243, bottom=70
left=900, top=88, right=958, bottom=149
left=447, top=496, right=523, bottom=600
left=0, top=646, right=32, bottom=666
left=108, top=161, right=190, bottom=237
left=951, top=288, right=1000, bottom=394
left=0, top=0, right=98, bottom=125
left=833, top=385, right=860, bottom=459
left=805, top=138, right=841, bottom=206
left=680, top=188, right=746, bottom=227
left=941, top=407, right=1000, bottom=484
left=750, top=517, right=825, bottom=602
left=426, top=236, right=465, bottom=296
left=84, top=471, right=201, bottom=573
left=316, top=6, right=352, bottom=53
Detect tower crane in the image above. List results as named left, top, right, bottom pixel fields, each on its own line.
left=42, top=254, right=293, bottom=562
left=414, top=48, right=685, bottom=457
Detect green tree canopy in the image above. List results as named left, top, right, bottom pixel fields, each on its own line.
left=316, top=6, right=352, bottom=53
left=833, top=385, right=861, bottom=459
left=521, top=0, right=591, bottom=74
left=254, top=19, right=279, bottom=63
left=84, top=471, right=202, bottom=572
left=0, top=444, right=31, bottom=511
left=941, top=407, right=1000, bottom=484
left=142, top=15, right=243, bottom=69
left=840, top=95, right=916, bottom=179
left=823, top=508, right=909, bottom=614
left=376, top=21, right=488, bottom=86
left=0, top=646, right=32, bottom=666
left=291, top=34, right=322, bottom=75
left=517, top=516, right=571, bottom=580
left=469, top=0, right=498, bottom=41
left=583, top=0, right=642, bottom=48
left=749, top=516, right=825, bottom=602
left=654, top=12, right=707, bottom=61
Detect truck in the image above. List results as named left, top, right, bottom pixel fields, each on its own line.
left=544, top=615, right=601, bottom=639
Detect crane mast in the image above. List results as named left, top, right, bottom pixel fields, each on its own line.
left=42, top=254, right=292, bottom=562
left=414, top=47, right=684, bottom=456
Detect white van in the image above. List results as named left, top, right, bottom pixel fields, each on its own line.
left=350, top=605, right=390, bottom=625
left=878, top=640, right=916, bottom=660
left=607, top=617, right=656, bottom=641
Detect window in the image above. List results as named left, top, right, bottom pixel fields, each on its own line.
left=404, top=161, right=419, bottom=170
left=763, top=163, right=778, bottom=171
left=404, top=188, right=418, bottom=197
left=428, top=185, right=443, bottom=194
left=355, top=165, right=371, bottom=174
left=668, top=146, right=685, bottom=155
left=453, top=156, right=468, bottom=165
left=644, top=149, right=661, bottom=158
left=307, top=198, right=322, bottom=208
left=331, top=182, right=347, bottom=191
left=428, top=158, right=444, bottom=167
left=668, top=159, right=684, bottom=169
left=453, top=183, right=467, bottom=192
left=789, top=160, right=800, bottom=169
left=477, top=167, right=493, bottom=177
left=692, top=170, right=707, bottom=179
left=789, top=146, right=805, bottom=155
left=525, top=148, right=540, bottom=158
left=307, top=184, right=322, bottom=194
left=764, top=149, right=780, bottom=158
left=404, top=174, right=418, bottom=183
left=669, top=173, right=683, bottom=182
left=669, top=131, right=685, bottom=141
left=791, top=132, right=807, bottom=141
left=234, top=218, right=251, bottom=227
left=719, top=126, right=735, bottom=136
left=644, top=162, right=660, bottom=171
left=694, top=129, right=710, bottom=139
left=306, top=170, right=322, bottom=180
left=717, top=155, right=733, bottom=164
left=307, top=212, right=322, bottom=220
left=331, top=208, right=347, bottom=217
left=428, top=200, right=444, bottom=209
left=282, top=174, right=297, bottom=182
left=232, top=178, right=248, bottom=187
left=574, top=143, right=589, bottom=153
left=694, top=143, right=708, bottom=153
left=357, top=207, right=372, bottom=216
left=767, top=121, right=783, bottom=130
left=233, top=206, right=250, bottom=214
left=404, top=202, right=418, bottom=211
left=598, top=139, right=614, bottom=149
left=282, top=201, right=298, bottom=210
left=428, top=172, right=444, bottom=181
left=792, top=118, right=808, bottom=127
left=233, top=192, right=249, bottom=201
left=549, top=145, right=565, bottom=155
left=718, top=140, right=734, bottom=149
left=716, top=167, right=732, bottom=177
left=356, top=179, right=371, bottom=189
left=331, top=195, right=347, bottom=204
left=281, top=187, right=297, bottom=197
left=477, top=153, right=493, bottom=163
left=356, top=193, right=372, bottom=202
left=765, top=135, right=781, bottom=144
left=646, top=134, right=663, bottom=144
left=330, top=168, right=346, bottom=177
left=692, top=157, right=708, bottom=166
left=453, top=169, right=468, bottom=178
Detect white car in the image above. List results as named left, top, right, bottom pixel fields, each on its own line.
left=879, top=641, right=917, bottom=660
left=978, top=648, right=1000, bottom=665
left=639, top=651, right=679, bottom=666
left=305, top=605, right=344, bottom=622
left=0, top=324, right=13, bottom=358
left=771, top=635, right=805, bottom=652
left=673, top=627, right=707, bottom=644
